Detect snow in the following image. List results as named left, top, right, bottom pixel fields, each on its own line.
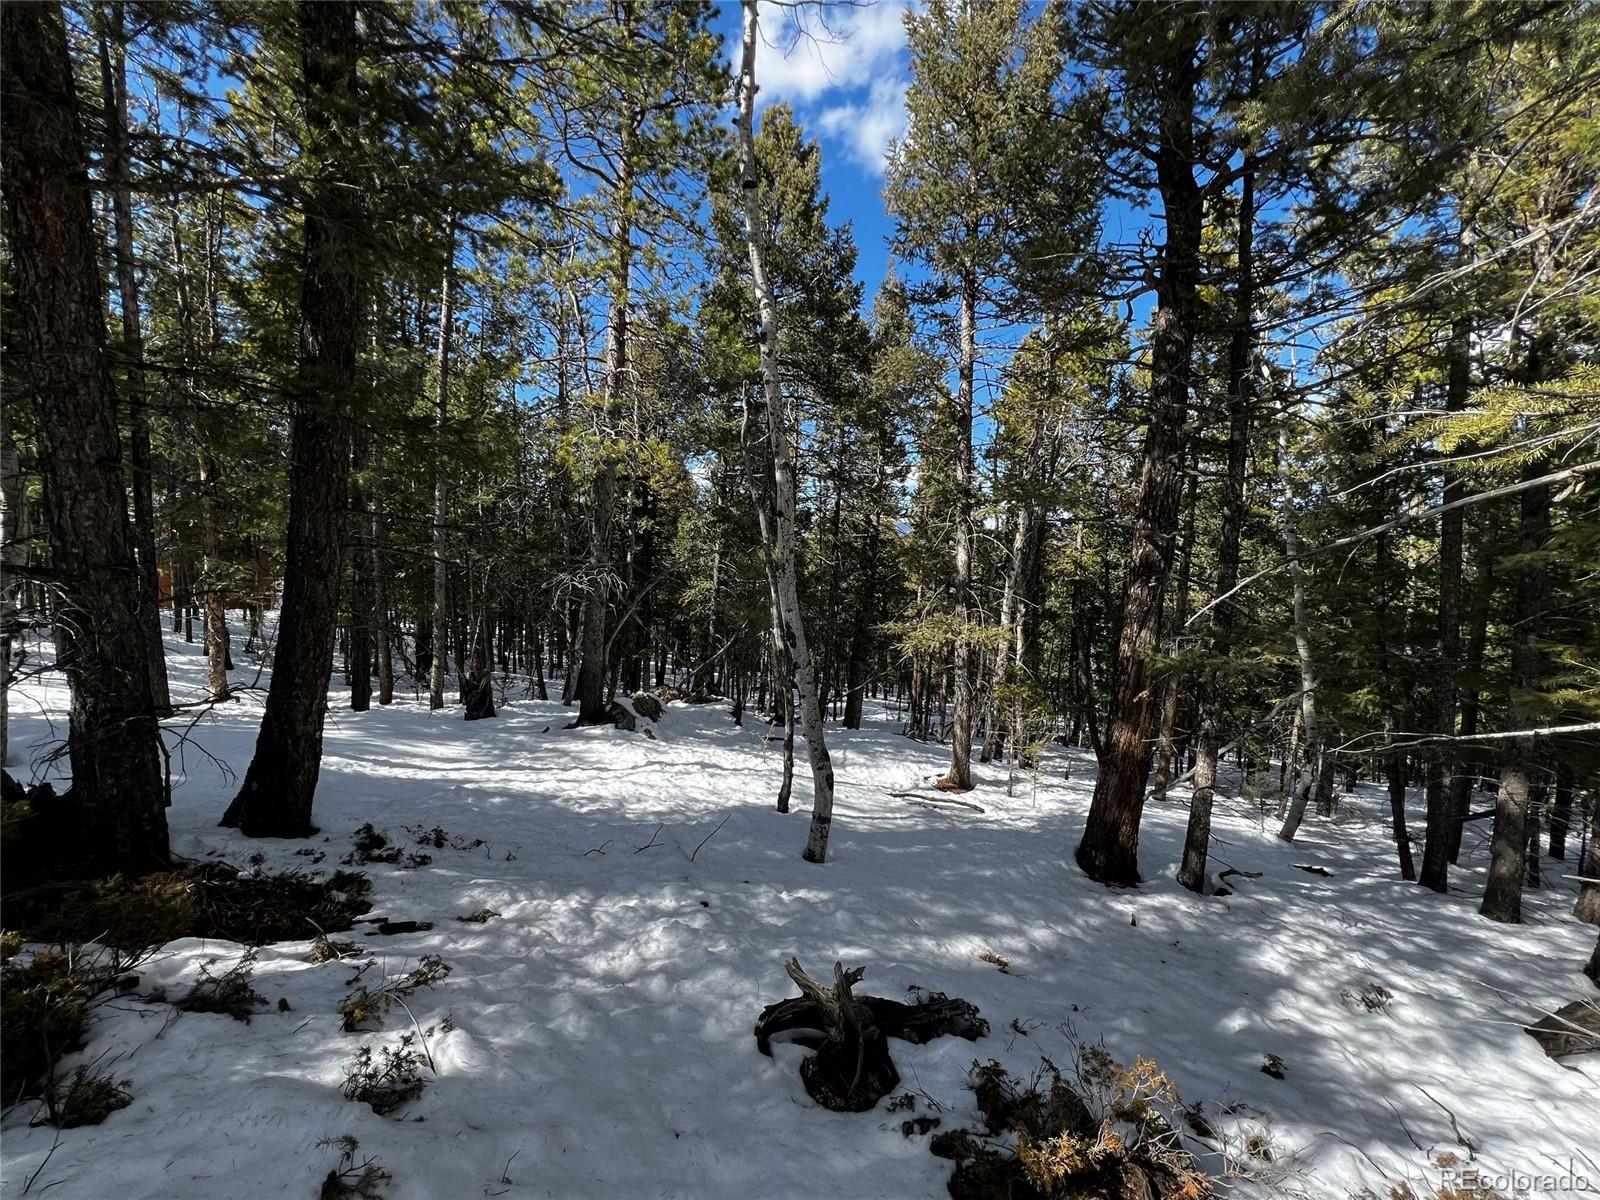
left=3, top=631, right=1595, bottom=1199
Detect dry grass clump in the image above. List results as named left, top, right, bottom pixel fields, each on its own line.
left=931, top=1047, right=1208, bottom=1200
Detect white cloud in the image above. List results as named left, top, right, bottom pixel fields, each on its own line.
left=816, top=76, right=908, bottom=176
left=747, top=0, right=909, bottom=105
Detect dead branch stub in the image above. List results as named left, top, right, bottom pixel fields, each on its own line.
left=754, top=957, right=987, bottom=1112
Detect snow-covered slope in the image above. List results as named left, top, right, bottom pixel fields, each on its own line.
left=2, top=633, right=1593, bottom=1199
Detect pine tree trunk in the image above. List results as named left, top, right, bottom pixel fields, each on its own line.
left=221, top=0, right=360, bottom=838
left=0, top=417, right=26, bottom=769
left=1447, top=560, right=1492, bottom=861
left=1524, top=781, right=1544, bottom=889
left=430, top=220, right=456, bottom=711
left=738, top=0, right=836, bottom=859
left=575, top=69, right=637, bottom=728
left=1179, top=153, right=1253, bottom=893
left=843, top=490, right=882, bottom=731
left=2, top=0, right=169, bottom=868
left=1152, top=466, right=1197, bottom=802
left=464, top=597, right=496, bottom=722
left=170, top=207, right=231, bottom=702
left=1548, top=763, right=1573, bottom=861
left=1481, top=474, right=1550, bottom=923
left=1387, top=751, right=1416, bottom=881
left=348, top=434, right=374, bottom=711
left=943, top=278, right=978, bottom=789
left=373, top=440, right=394, bottom=706
left=96, top=11, right=171, bottom=715
left=1076, top=28, right=1202, bottom=886
left=1420, top=310, right=1470, bottom=891
left=1574, top=794, right=1600, bottom=926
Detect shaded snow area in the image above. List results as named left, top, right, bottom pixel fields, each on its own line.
left=3, top=633, right=1595, bottom=1199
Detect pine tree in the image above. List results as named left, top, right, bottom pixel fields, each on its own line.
left=222, top=0, right=364, bottom=837
left=1071, top=2, right=1207, bottom=885
left=1, top=0, right=169, bottom=869
left=887, top=0, right=1097, bottom=791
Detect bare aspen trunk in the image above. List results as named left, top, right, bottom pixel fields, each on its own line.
left=981, top=508, right=1026, bottom=763
left=741, top=408, right=795, bottom=814
left=738, top=0, right=836, bottom=860
left=1276, top=405, right=1322, bottom=844
left=96, top=11, right=170, bottom=715
left=430, top=220, right=456, bottom=711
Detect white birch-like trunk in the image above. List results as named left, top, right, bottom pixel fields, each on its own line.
left=737, top=0, right=836, bottom=862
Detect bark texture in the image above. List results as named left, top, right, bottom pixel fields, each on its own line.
left=737, top=0, right=837, bottom=861
left=1076, top=24, right=1202, bottom=886
left=2, top=0, right=170, bottom=869
left=943, top=280, right=977, bottom=790
left=221, top=0, right=360, bottom=837
left=1179, top=155, right=1253, bottom=893
left=1420, top=312, right=1469, bottom=892
left=1481, top=475, right=1549, bottom=923
left=97, top=11, right=171, bottom=715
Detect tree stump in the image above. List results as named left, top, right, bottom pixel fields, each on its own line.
left=463, top=659, right=496, bottom=721
left=754, top=957, right=987, bottom=1112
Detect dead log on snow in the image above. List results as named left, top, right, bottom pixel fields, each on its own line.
left=754, top=957, right=987, bottom=1112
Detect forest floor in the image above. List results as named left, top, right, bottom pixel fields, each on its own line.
left=2, top=632, right=1595, bottom=1200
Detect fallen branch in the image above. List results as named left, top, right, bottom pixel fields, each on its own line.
left=689, top=816, right=730, bottom=863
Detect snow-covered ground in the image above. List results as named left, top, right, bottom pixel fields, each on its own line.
left=3, top=632, right=1595, bottom=1199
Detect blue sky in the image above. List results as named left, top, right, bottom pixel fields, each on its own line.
left=714, top=1, right=1159, bottom=341
left=715, top=1, right=915, bottom=305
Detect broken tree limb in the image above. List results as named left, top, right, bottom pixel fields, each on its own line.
left=753, top=958, right=987, bottom=1112
left=887, top=790, right=987, bottom=814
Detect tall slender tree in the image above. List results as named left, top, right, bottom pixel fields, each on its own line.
left=1073, top=3, right=1206, bottom=885
left=887, top=0, right=1097, bottom=791
left=735, top=0, right=837, bottom=861
left=222, top=0, right=363, bottom=837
